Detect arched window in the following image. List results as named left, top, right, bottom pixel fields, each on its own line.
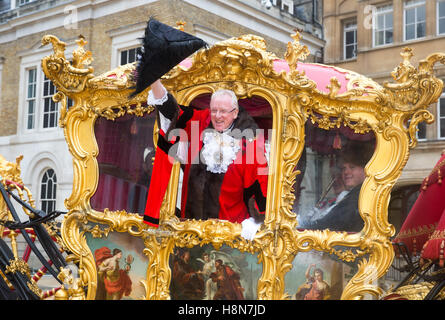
left=40, top=168, right=57, bottom=213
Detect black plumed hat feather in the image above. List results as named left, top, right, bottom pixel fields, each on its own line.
left=130, top=18, right=208, bottom=97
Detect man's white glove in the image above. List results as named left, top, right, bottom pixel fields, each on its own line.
left=241, top=217, right=262, bottom=241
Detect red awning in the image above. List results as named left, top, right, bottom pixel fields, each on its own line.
left=394, top=152, right=445, bottom=255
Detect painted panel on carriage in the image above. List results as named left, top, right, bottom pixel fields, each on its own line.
left=86, top=230, right=148, bottom=300
left=295, top=122, right=376, bottom=233
left=169, top=244, right=262, bottom=300
left=284, top=250, right=356, bottom=300
left=91, top=112, right=157, bottom=214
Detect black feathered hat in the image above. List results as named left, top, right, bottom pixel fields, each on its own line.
left=130, top=18, right=208, bottom=97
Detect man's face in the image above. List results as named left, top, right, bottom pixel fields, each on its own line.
left=209, top=94, right=238, bottom=132
left=341, top=162, right=365, bottom=190
left=314, top=271, right=323, bottom=281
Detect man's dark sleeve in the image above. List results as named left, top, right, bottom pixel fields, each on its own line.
left=306, top=185, right=364, bottom=232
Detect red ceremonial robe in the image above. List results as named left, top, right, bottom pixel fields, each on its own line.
left=143, top=94, right=268, bottom=227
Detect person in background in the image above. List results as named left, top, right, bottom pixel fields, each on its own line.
left=300, top=142, right=373, bottom=232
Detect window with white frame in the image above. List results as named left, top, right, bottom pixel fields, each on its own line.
left=344, top=21, right=357, bottom=60
left=40, top=168, right=57, bottom=213
left=438, top=0, right=445, bottom=35
left=120, top=47, right=138, bottom=66
left=374, top=5, right=393, bottom=46
left=42, top=75, right=58, bottom=129
left=108, top=22, right=146, bottom=69
left=404, top=0, right=426, bottom=41
left=25, top=68, right=37, bottom=130
left=281, top=0, right=293, bottom=14
left=439, top=92, right=445, bottom=139
left=22, top=66, right=62, bottom=132
left=20, top=41, right=77, bottom=135
left=18, top=0, right=35, bottom=6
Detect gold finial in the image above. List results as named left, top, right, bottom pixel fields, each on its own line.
left=75, top=34, right=87, bottom=48
left=390, top=47, right=416, bottom=83
left=0, top=154, right=24, bottom=185
left=72, top=35, right=93, bottom=69
left=175, top=21, right=186, bottom=31
left=400, top=47, right=414, bottom=64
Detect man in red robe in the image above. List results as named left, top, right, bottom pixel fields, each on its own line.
left=143, top=80, right=268, bottom=240
left=210, top=259, right=244, bottom=300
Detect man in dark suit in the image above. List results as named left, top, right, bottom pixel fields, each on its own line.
left=303, top=147, right=370, bottom=233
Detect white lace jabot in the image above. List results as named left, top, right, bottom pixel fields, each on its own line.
left=201, top=130, right=240, bottom=174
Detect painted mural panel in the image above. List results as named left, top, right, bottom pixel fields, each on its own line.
left=169, top=244, right=262, bottom=300
left=86, top=230, right=148, bottom=300
left=285, top=250, right=356, bottom=300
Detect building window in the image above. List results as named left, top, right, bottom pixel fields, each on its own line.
left=40, top=168, right=57, bottom=213
left=417, top=122, right=427, bottom=140
left=374, top=5, right=393, bottom=46
left=438, top=0, right=445, bottom=35
left=120, top=47, right=138, bottom=66
left=42, top=75, right=58, bottom=128
left=23, top=68, right=60, bottom=131
left=26, top=68, right=37, bottom=130
left=18, top=0, right=35, bottom=5
left=407, top=119, right=427, bottom=140
left=404, top=0, right=426, bottom=41
left=313, top=0, right=320, bottom=23
left=281, top=0, right=293, bottom=14
left=344, top=21, right=357, bottom=60
left=439, top=93, right=445, bottom=139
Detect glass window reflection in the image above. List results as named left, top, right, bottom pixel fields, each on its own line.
left=91, top=112, right=157, bottom=213
left=296, top=122, right=375, bottom=232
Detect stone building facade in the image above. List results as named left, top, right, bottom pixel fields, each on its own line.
left=0, top=0, right=324, bottom=217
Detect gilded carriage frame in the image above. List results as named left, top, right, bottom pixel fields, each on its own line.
left=40, top=31, right=445, bottom=300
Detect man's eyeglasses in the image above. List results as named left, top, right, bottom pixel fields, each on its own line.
left=210, top=108, right=236, bottom=116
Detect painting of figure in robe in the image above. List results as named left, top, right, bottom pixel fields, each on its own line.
left=169, top=244, right=262, bottom=300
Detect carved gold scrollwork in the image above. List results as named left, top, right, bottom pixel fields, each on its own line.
left=383, top=48, right=445, bottom=113
left=284, top=32, right=310, bottom=78
left=407, top=109, right=434, bottom=148
left=41, top=35, right=94, bottom=94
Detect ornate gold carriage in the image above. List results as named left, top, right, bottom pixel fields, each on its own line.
left=7, top=28, right=443, bottom=300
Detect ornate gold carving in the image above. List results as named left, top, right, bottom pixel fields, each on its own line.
left=175, top=21, right=186, bottom=31
left=41, top=30, right=445, bottom=301
left=0, top=154, right=23, bottom=182
left=56, top=266, right=87, bottom=300
left=41, top=35, right=94, bottom=94
left=4, top=258, right=43, bottom=298
left=383, top=282, right=445, bottom=300
left=5, top=258, right=32, bottom=278
left=284, top=31, right=310, bottom=78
